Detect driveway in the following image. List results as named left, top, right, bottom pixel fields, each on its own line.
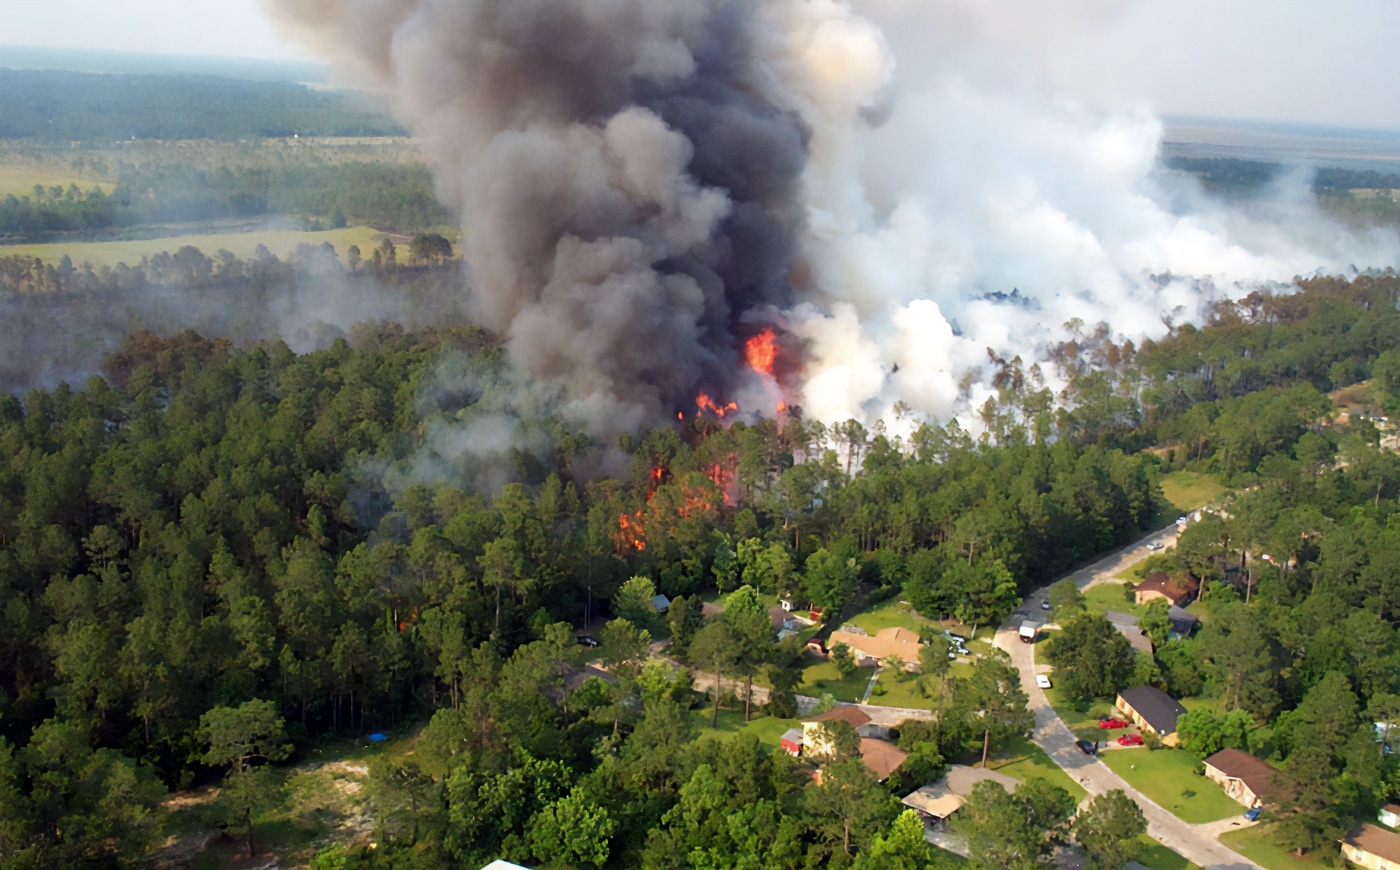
left=999, top=534, right=1263, bottom=870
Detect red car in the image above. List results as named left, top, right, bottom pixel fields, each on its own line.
left=1117, top=734, right=1144, bottom=746
left=1098, top=718, right=1129, bottom=729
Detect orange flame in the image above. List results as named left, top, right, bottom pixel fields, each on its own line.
left=696, top=390, right=737, bottom=418
left=616, top=511, right=647, bottom=552
left=745, top=328, right=777, bottom=377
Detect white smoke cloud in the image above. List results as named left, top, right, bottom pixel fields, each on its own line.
left=266, top=0, right=1399, bottom=446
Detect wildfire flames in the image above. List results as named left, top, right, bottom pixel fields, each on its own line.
left=614, top=465, right=729, bottom=554
left=695, top=390, right=738, bottom=418
left=745, top=328, right=777, bottom=377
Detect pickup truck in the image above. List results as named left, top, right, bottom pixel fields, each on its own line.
left=1019, top=621, right=1037, bottom=643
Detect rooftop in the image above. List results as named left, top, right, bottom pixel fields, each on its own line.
left=812, top=705, right=873, bottom=729
left=858, top=737, right=908, bottom=781
left=1203, top=749, right=1278, bottom=799
left=1346, top=824, right=1400, bottom=865
left=1117, top=685, right=1187, bottom=734
left=826, top=626, right=923, bottom=666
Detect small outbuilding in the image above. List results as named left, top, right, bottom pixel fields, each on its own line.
left=652, top=593, right=671, bottom=615
left=1202, top=748, right=1278, bottom=808
left=1115, top=685, right=1188, bottom=746
left=780, top=728, right=804, bottom=757
left=1379, top=804, right=1400, bottom=829
left=1167, top=605, right=1200, bottom=638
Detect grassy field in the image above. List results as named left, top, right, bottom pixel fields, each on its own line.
left=1100, top=749, right=1243, bottom=824
left=0, top=162, right=109, bottom=198
left=0, top=225, right=386, bottom=268
left=1137, top=836, right=1200, bottom=870
left=1219, top=824, right=1339, bottom=870
left=985, top=736, right=1087, bottom=803
left=1160, top=470, right=1229, bottom=514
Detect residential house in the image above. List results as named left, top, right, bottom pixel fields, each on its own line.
left=1203, top=749, right=1278, bottom=808
left=858, top=738, right=908, bottom=782
left=825, top=626, right=923, bottom=671
left=1133, top=573, right=1200, bottom=607
left=899, top=764, right=1020, bottom=830
left=1343, top=824, right=1400, bottom=870
left=1115, top=685, right=1188, bottom=746
left=802, top=705, right=880, bottom=757
left=481, top=862, right=533, bottom=870
left=781, top=728, right=804, bottom=757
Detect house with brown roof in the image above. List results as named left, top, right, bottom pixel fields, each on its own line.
left=1203, top=749, right=1278, bottom=808
left=1343, top=824, right=1400, bottom=870
left=858, top=738, right=908, bottom=782
left=826, top=626, right=923, bottom=670
left=802, top=705, right=880, bottom=757
left=1134, top=573, right=1200, bottom=607
left=1115, top=686, right=1188, bottom=746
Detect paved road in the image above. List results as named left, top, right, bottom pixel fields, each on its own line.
left=1000, top=530, right=1263, bottom=870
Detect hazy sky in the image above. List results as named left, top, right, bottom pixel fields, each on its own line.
left=3, top=0, right=1399, bottom=129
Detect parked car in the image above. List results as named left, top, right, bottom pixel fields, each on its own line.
left=1035, top=674, right=1052, bottom=689
left=1146, top=542, right=1163, bottom=551
left=577, top=635, right=600, bottom=648
left=1245, top=807, right=1262, bottom=821
left=1075, top=739, right=1097, bottom=755
left=1040, top=599, right=1052, bottom=610
left=1117, top=734, right=1144, bottom=746
left=1098, top=718, right=1129, bottom=729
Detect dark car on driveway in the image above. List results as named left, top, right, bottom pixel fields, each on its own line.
left=1075, top=739, right=1097, bottom=755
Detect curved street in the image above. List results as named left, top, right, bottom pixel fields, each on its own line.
left=997, top=526, right=1264, bottom=870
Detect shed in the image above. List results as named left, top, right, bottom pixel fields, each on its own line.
left=652, top=593, right=671, bottom=615
left=1203, top=749, right=1278, bottom=808
left=1116, top=686, right=1187, bottom=746
left=1343, top=824, right=1400, bottom=870
left=780, top=728, right=804, bottom=757
left=1381, top=804, right=1400, bottom=829
left=1167, top=606, right=1200, bottom=638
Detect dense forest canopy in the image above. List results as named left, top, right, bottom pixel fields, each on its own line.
left=1, top=263, right=1400, bottom=865
left=0, top=69, right=401, bottom=142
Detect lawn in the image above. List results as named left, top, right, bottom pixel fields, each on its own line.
left=1136, top=836, right=1200, bottom=870
left=798, top=657, right=876, bottom=704
left=1042, top=687, right=1126, bottom=742
left=1100, top=749, right=1243, bottom=824
left=869, top=668, right=930, bottom=710
left=985, top=736, right=1087, bottom=803
left=843, top=597, right=929, bottom=635
left=1220, top=823, right=1339, bottom=870
left=690, top=708, right=800, bottom=747
left=1160, top=470, right=1229, bottom=514
left=0, top=224, right=387, bottom=269
left=1081, top=582, right=1143, bottom=617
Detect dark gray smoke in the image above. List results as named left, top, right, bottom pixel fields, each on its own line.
left=270, top=0, right=806, bottom=433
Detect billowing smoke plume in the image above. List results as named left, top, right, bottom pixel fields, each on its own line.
left=268, top=0, right=1399, bottom=437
